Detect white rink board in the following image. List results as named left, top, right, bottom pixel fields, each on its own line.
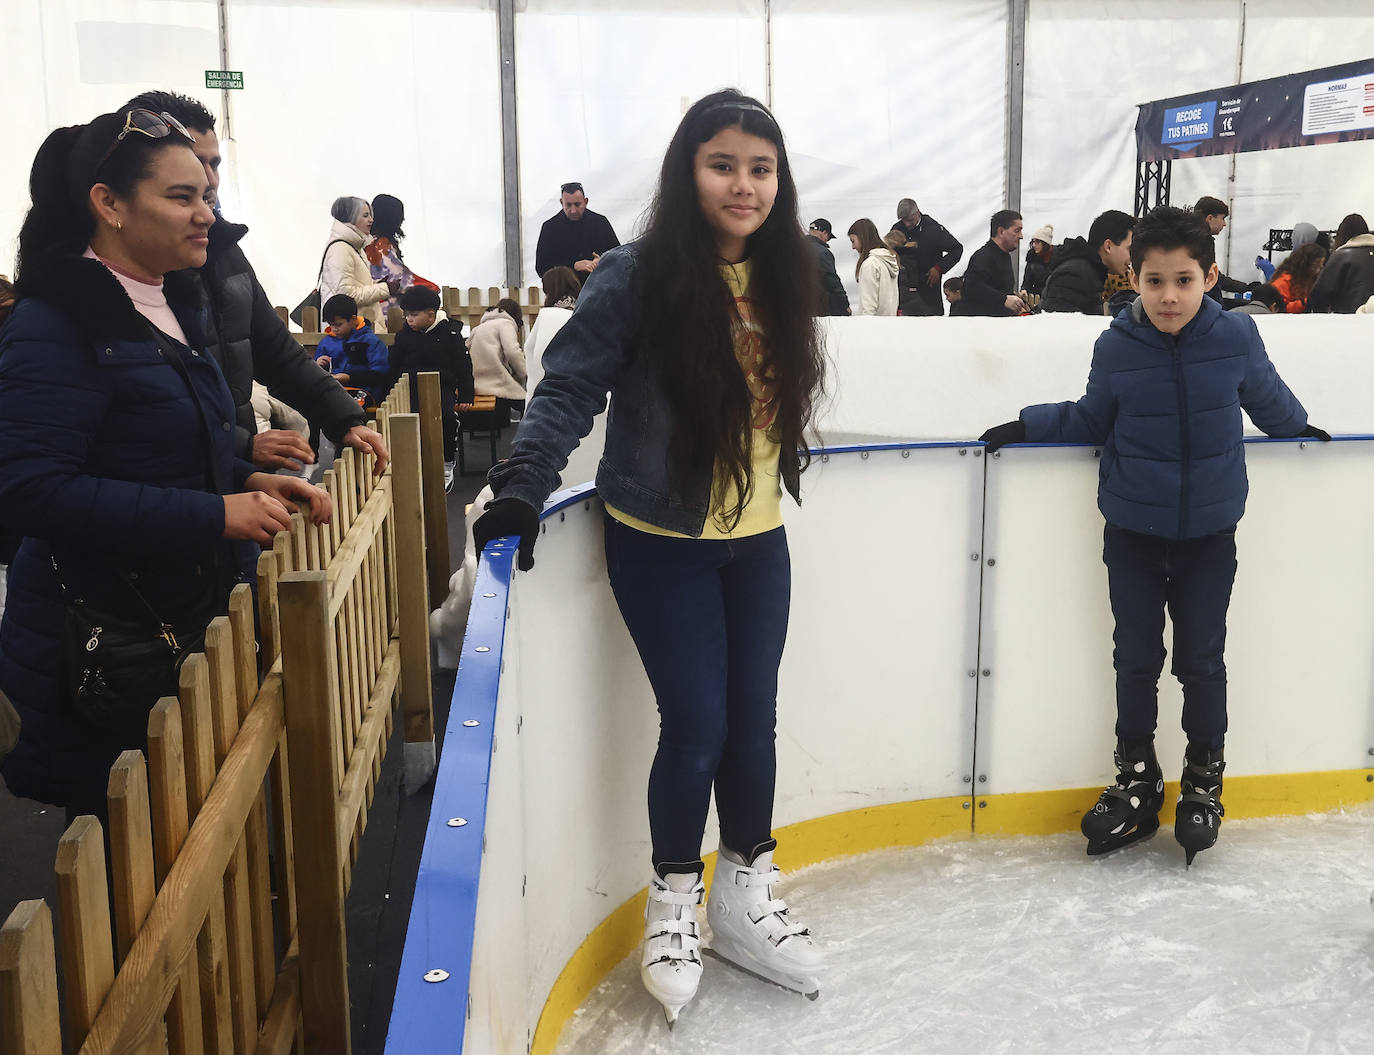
left=779, top=446, right=984, bottom=813
left=977, top=438, right=1374, bottom=795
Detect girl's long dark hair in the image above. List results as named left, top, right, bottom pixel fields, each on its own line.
left=847, top=218, right=884, bottom=280
left=1273, top=243, right=1327, bottom=300
left=636, top=88, right=823, bottom=527
left=16, top=112, right=186, bottom=293
left=372, top=194, right=406, bottom=254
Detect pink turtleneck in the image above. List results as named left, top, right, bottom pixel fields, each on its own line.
left=84, top=246, right=189, bottom=347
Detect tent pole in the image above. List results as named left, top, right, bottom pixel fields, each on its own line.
left=1224, top=0, right=1248, bottom=277
left=1005, top=0, right=1026, bottom=215
left=764, top=0, right=774, bottom=110
left=217, top=0, right=233, bottom=142
left=498, top=0, right=522, bottom=287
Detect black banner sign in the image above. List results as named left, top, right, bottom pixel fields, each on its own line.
left=1136, top=58, right=1374, bottom=163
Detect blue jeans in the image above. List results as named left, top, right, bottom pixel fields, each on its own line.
left=1103, top=523, right=1237, bottom=750
left=603, top=515, right=790, bottom=868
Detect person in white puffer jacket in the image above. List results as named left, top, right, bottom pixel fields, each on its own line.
left=847, top=217, right=900, bottom=315
left=320, top=196, right=396, bottom=333
left=468, top=299, right=528, bottom=407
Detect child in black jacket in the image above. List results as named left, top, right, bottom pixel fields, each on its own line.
left=391, top=286, right=474, bottom=466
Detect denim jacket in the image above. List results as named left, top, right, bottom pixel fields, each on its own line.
left=488, top=242, right=802, bottom=536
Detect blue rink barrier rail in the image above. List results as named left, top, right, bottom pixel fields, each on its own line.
left=382, top=436, right=1364, bottom=1054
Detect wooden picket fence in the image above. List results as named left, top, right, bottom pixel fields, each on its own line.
left=0, top=379, right=444, bottom=1055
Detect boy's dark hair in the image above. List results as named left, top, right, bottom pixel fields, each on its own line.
left=1128, top=206, right=1215, bottom=274
left=1193, top=195, right=1228, bottom=219
left=1087, top=209, right=1137, bottom=252
left=989, top=209, right=1022, bottom=239
left=1248, top=284, right=1285, bottom=312
left=943, top=276, right=963, bottom=293
left=122, top=90, right=216, bottom=133
left=323, top=294, right=357, bottom=322
left=398, top=285, right=440, bottom=312
left=560, top=182, right=584, bottom=196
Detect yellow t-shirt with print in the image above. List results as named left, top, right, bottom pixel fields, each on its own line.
left=605, top=260, right=783, bottom=539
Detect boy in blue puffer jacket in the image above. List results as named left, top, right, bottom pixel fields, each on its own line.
left=980, top=206, right=1329, bottom=866
left=315, top=294, right=392, bottom=406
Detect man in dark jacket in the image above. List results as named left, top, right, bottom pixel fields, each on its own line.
left=1194, top=196, right=1253, bottom=304
left=1042, top=209, right=1136, bottom=315
left=125, top=91, right=390, bottom=474
left=1307, top=229, right=1374, bottom=313
left=806, top=219, right=850, bottom=316
left=892, top=198, right=963, bottom=316
left=960, top=210, right=1025, bottom=317
left=534, top=183, right=621, bottom=280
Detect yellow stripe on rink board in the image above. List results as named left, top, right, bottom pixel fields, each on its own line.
left=530, top=796, right=973, bottom=1055
left=975, top=768, right=1374, bottom=836
left=530, top=772, right=1373, bottom=1054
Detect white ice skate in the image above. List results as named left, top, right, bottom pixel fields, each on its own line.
left=706, top=842, right=823, bottom=1000
left=641, top=868, right=705, bottom=1027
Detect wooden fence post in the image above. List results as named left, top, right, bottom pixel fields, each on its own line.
left=279, top=570, right=351, bottom=1055
left=55, top=816, right=115, bottom=1054
left=416, top=371, right=451, bottom=607
left=391, top=414, right=436, bottom=794
left=0, top=901, right=62, bottom=1055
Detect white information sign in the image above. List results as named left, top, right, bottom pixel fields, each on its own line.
left=1301, top=73, right=1374, bottom=136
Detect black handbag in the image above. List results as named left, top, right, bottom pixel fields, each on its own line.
left=56, top=560, right=221, bottom=739
left=291, top=238, right=352, bottom=326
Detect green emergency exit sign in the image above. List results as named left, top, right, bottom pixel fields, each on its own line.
left=205, top=70, right=244, bottom=90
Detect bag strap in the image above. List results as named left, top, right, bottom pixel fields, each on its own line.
left=318, top=238, right=352, bottom=282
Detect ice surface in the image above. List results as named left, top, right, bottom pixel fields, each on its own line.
left=553, top=806, right=1374, bottom=1054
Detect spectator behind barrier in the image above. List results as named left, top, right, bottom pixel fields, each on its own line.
left=540, top=265, right=582, bottom=310
left=321, top=196, right=399, bottom=333
left=316, top=294, right=392, bottom=405
left=1194, top=195, right=1250, bottom=302
left=1023, top=225, right=1054, bottom=299
left=1308, top=215, right=1374, bottom=314
left=366, top=193, right=439, bottom=318
left=534, top=181, right=621, bottom=279
left=960, top=209, right=1026, bottom=317
left=1270, top=244, right=1327, bottom=314
left=1230, top=283, right=1285, bottom=315
left=468, top=298, right=528, bottom=410
left=392, top=284, right=474, bottom=470
left=1042, top=209, right=1135, bottom=316
left=0, top=275, right=13, bottom=331
left=892, top=197, right=963, bottom=317
left=0, top=110, right=330, bottom=816
left=805, top=218, right=850, bottom=317
left=1332, top=213, right=1368, bottom=251
left=123, top=90, right=388, bottom=477
left=847, top=218, right=899, bottom=316
left=943, top=275, right=966, bottom=315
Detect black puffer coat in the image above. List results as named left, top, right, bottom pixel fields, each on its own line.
left=1041, top=237, right=1108, bottom=315
left=198, top=217, right=366, bottom=457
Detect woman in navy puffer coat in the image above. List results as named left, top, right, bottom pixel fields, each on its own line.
left=0, top=111, right=330, bottom=815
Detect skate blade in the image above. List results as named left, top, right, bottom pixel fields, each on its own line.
left=703, top=947, right=820, bottom=1000
left=1085, top=816, right=1159, bottom=857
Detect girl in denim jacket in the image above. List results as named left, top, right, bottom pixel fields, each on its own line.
left=475, top=89, right=828, bottom=1024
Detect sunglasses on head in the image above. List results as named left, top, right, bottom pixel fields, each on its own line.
left=95, top=109, right=196, bottom=174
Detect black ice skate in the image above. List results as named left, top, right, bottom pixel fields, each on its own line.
left=1081, top=739, right=1164, bottom=856
left=1175, top=744, right=1225, bottom=867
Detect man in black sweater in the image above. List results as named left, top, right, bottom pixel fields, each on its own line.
left=960, top=210, right=1026, bottom=317
left=1041, top=209, right=1136, bottom=315
left=806, top=219, right=850, bottom=316
left=534, top=182, right=620, bottom=280
left=891, top=198, right=963, bottom=316
left=126, top=90, right=390, bottom=474
left=1195, top=196, right=1252, bottom=303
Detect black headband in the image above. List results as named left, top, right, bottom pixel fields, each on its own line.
left=699, top=100, right=779, bottom=128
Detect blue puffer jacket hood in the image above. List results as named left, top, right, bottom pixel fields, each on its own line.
left=1020, top=295, right=1309, bottom=538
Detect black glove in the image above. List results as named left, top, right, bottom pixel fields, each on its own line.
left=1297, top=424, right=1331, bottom=441
left=473, top=497, right=540, bottom=571
left=979, top=420, right=1026, bottom=453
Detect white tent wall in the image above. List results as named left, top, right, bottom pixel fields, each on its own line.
left=514, top=0, right=768, bottom=287
left=772, top=0, right=1009, bottom=304
left=1020, top=0, right=1240, bottom=262
left=224, top=0, right=505, bottom=308
left=0, top=0, right=221, bottom=279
